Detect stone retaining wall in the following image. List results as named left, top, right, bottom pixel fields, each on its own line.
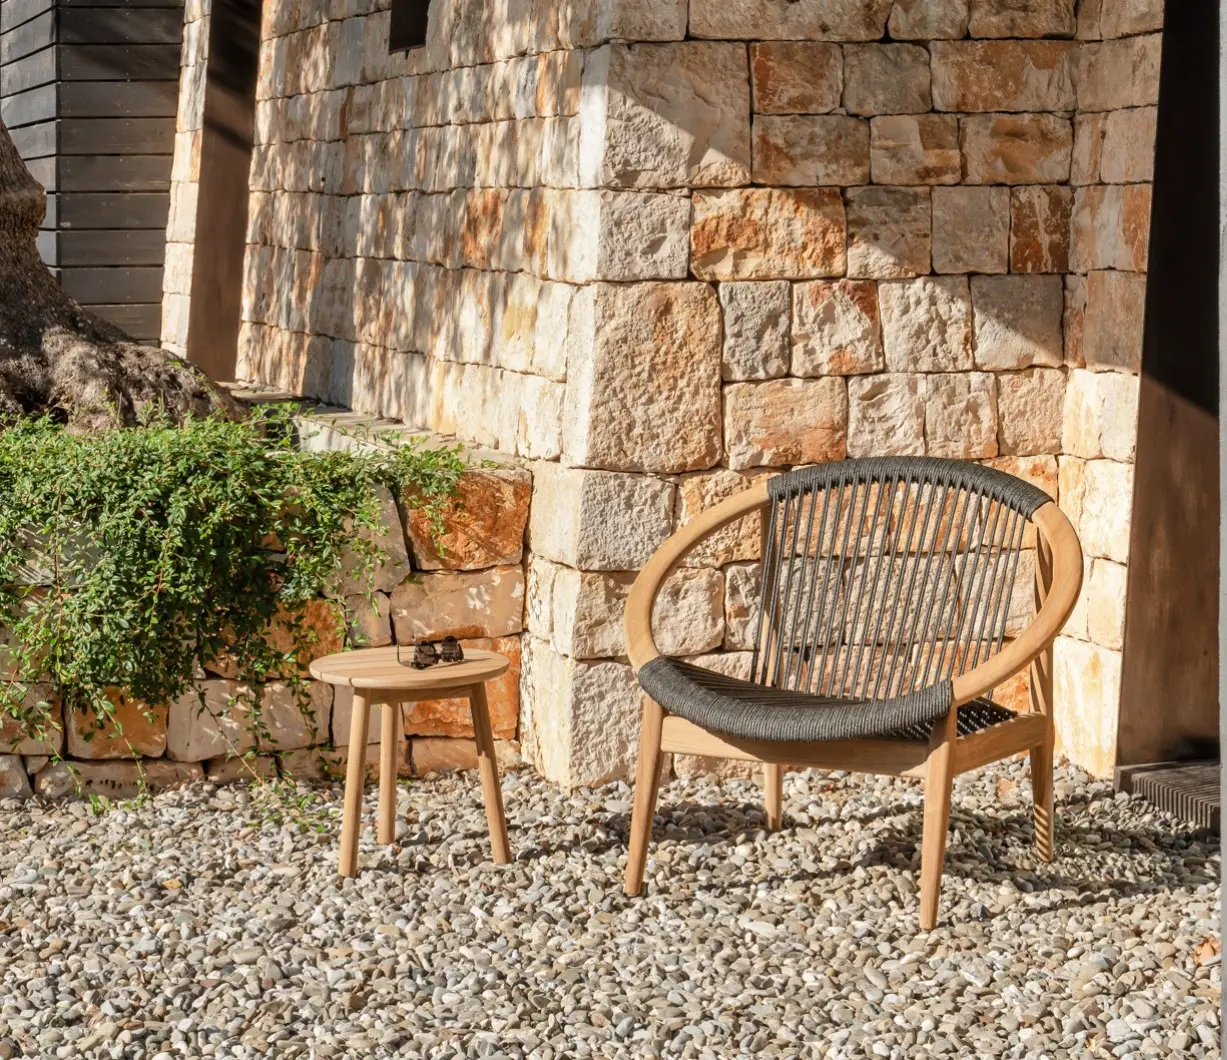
left=0, top=409, right=531, bottom=799
left=171, top=0, right=1164, bottom=783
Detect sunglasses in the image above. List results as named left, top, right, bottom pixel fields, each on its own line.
left=398, top=636, right=465, bottom=669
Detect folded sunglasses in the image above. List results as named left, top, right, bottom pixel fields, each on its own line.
left=398, top=636, right=465, bottom=669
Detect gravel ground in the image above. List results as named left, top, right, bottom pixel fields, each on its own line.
left=0, top=758, right=1218, bottom=1060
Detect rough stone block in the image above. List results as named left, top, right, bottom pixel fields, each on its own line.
left=260, top=681, right=332, bottom=751
left=750, top=42, right=842, bottom=114
left=879, top=276, right=972, bottom=372
left=410, top=737, right=521, bottom=775
left=345, top=591, right=393, bottom=647
left=931, top=41, right=1076, bottom=112
left=337, top=485, right=412, bottom=594
left=723, top=564, right=762, bottom=651
left=167, top=681, right=252, bottom=763
left=1099, top=107, right=1156, bottom=184
left=404, top=468, right=531, bottom=570
left=590, top=42, right=751, bottom=189
left=0, top=756, right=30, bottom=799
left=931, top=187, right=1009, bottom=275
left=1070, top=184, right=1151, bottom=273
left=390, top=565, right=525, bottom=641
left=691, top=188, right=846, bottom=281
left=1098, top=0, right=1163, bottom=38
left=528, top=462, right=675, bottom=571
left=1059, top=456, right=1132, bottom=563
left=869, top=115, right=960, bottom=186
left=961, top=114, right=1073, bottom=185
left=724, top=379, right=848, bottom=470
left=1064, top=273, right=1087, bottom=367
left=751, top=115, right=869, bottom=186
left=34, top=760, right=204, bottom=800
left=971, top=274, right=1064, bottom=371
left=520, top=637, right=641, bottom=787
left=652, top=568, right=726, bottom=657
left=846, top=186, right=930, bottom=279
left=791, top=280, right=884, bottom=377
left=0, top=685, right=61, bottom=756
left=997, top=368, right=1066, bottom=456
left=67, top=695, right=167, bottom=760
left=690, top=0, right=893, bottom=40
left=675, top=469, right=772, bottom=567
left=1062, top=369, right=1139, bottom=461
left=1082, top=269, right=1145, bottom=373
left=888, top=0, right=969, bottom=39
left=563, top=282, right=722, bottom=474
left=205, top=754, right=279, bottom=784
left=1053, top=636, right=1120, bottom=779
left=402, top=636, right=521, bottom=738
left=719, top=281, right=791, bottom=381
left=967, top=0, right=1076, bottom=37
left=843, top=44, right=931, bottom=116
left=1010, top=186, right=1073, bottom=273
left=1076, top=35, right=1161, bottom=112
left=331, top=690, right=400, bottom=749
left=847, top=374, right=926, bottom=457
left=592, top=191, right=691, bottom=281
left=1071, top=113, right=1106, bottom=185
left=205, top=597, right=343, bottom=680
left=1085, top=557, right=1127, bottom=650
left=925, top=373, right=998, bottom=460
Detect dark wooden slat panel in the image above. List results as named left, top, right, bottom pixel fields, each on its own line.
left=59, top=8, right=183, bottom=44
left=0, top=41, right=53, bottom=94
left=58, top=190, right=168, bottom=228
left=60, top=79, right=178, bottom=118
left=60, top=116, right=174, bottom=154
left=60, top=265, right=164, bottom=303
left=7, top=117, right=54, bottom=159
left=0, top=10, right=53, bottom=62
left=1, top=0, right=53, bottom=34
left=59, top=43, right=181, bottom=80
left=35, top=227, right=56, bottom=267
left=23, top=153, right=54, bottom=190
left=59, top=153, right=169, bottom=191
left=58, top=227, right=167, bottom=266
left=86, top=302, right=162, bottom=342
left=0, top=82, right=55, bottom=128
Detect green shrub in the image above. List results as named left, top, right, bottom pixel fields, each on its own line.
left=0, top=406, right=464, bottom=746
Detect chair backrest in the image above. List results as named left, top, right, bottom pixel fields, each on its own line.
left=751, top=458, right=1053, bottom=703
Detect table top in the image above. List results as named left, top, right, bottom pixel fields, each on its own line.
left=309, top=647, right=510, bottom=690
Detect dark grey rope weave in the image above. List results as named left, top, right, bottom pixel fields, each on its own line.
left=637, top=457, right=1050, bottom=745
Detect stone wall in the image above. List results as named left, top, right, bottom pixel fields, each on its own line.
left=0, top=409, right=531, bottom=799
left=200, top=0, right=1164, bottom=784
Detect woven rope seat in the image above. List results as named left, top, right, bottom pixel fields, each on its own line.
left=638, top=457, right=1052, bottom=745
left=621, top=456, right=1084, bottom=930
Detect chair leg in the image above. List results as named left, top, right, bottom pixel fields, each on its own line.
left=377, top=699, right=400, bottom=845
left=764, top=763, right=784, bottom=830
left=339, top=692, right=371, bottom=877
left=1030, top=729, right=1055, bottom=862
left=624, top=696, right=665, bottom=896
left=469, top=682, right=512, bottom=864
left=919, top=711, right=957, bottom=931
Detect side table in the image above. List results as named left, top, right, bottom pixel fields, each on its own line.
left=309, top=647, right=513, bottom=876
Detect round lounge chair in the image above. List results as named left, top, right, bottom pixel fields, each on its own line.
left=622, top=457, right=1083, bottom=930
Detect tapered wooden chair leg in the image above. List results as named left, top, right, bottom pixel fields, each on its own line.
left=378, top=699, right=400, bottom=845
left=1030, top=733, right=1055, bottom=862
left=919, top=712, right=957, bottom=931
left=764, top=763, right=784, bottom=831
left=339, top=692, right=371, bottom=877
left=469, top=683, right=512, bottom=864
left=624, top=697, right=665, bottom=896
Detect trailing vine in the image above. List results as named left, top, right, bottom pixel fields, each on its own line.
left=0, top=405, right=465, bottom=750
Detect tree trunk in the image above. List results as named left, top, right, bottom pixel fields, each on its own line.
left=0, top=120, right=238, bottom=428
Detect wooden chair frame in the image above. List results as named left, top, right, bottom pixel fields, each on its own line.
left=622, top=479, right=1083, bottom=930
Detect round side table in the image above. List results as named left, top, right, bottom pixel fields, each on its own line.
left=309, top=647, right=513, bottom=876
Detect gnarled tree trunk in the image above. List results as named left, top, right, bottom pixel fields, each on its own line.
left=0, top=120, right=238, bottom=428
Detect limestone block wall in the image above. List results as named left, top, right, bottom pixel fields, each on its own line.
left=0, top=412, right=530, bottom=800
left=219, top=0, right=1164, bottom=785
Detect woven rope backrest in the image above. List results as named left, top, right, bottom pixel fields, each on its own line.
left=750, top=458, right=1052, bottom=701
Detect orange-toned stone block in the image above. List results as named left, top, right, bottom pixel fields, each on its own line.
left=67, top=692, right=167, bottom=760
left=404, top=469, right=531, bottom=571
left=0, top=684, right=61, bottom=755
left=207, top=597, right=343, bottom=679
left=402, top=636, right=520, bottom=739
left=410, top=737, right=520, bottom=775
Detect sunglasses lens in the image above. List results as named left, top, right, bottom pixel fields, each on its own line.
left=412, top=642, right=438, bottom=669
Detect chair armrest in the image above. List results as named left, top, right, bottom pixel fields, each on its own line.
left=624, top=481, right=771, bottom=673
left=951, top=500, right=1083, bottom=707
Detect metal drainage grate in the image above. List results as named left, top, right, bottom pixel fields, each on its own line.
left=1119, top=761, right=1220, bottom=834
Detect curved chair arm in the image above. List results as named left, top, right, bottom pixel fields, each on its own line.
left=624, top=480, right=770, bottom=673
left=951, top=500, right=1083, bottom=706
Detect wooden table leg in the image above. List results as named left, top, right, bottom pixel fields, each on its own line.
left=339, top=692, right=371, bottom=877
left=469, top=682, right=512, bottom=864
left=378, top=696, right=400, bottom=845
